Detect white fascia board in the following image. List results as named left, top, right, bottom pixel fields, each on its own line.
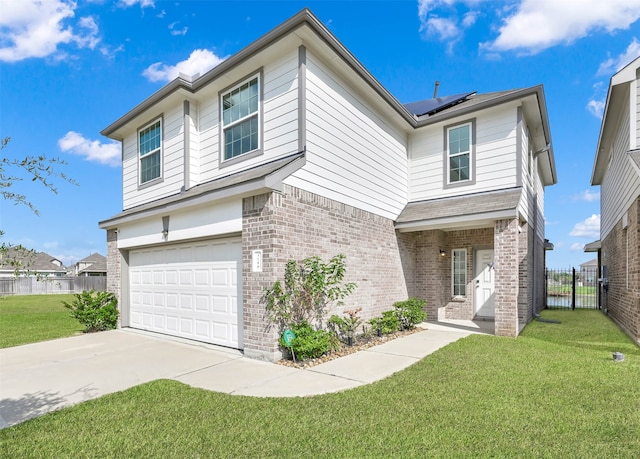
left=395, top=208, right=517, bottom=232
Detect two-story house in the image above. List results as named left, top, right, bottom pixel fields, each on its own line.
left=99, top=9, right=557, bottom=361
left=590, top=56, right=640, bottom=345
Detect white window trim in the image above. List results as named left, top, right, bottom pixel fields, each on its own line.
left=138, top=117, right=163, bottom=188
left=219, top=71, right=263, bottom=167
left=443, top=119, right=476, bottom=189
left=451, top=248, right=467, bottom=297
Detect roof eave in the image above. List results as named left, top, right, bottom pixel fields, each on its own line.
left=101, top=9, right=416, bottom=140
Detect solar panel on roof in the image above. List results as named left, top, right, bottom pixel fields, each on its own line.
left=403, top=91, right=476, bottom=117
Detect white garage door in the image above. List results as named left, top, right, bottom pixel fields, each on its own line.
left=129, top=238, right=242, bottom=349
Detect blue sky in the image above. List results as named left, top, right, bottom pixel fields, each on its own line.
left=1, top=0, right=640, bottom=268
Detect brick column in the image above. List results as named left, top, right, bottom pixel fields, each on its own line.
left=494, top=218, right=519, bottom=336
left=106, top=229, right=122, bottom=327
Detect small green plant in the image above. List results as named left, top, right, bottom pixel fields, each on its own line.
left=393, top=298, right=427, bottom=329
left=369, top=310, right=400, bottom=335
left=328, top=307, right=362, bottom=344
left=264, top=254, right=357, bottom=331
left=280, top=322, right=339, bottom=360
left=63, top=290, right=118, bottom=332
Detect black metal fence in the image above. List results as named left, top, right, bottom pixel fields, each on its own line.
left=546, top=267, right=599, bottom=310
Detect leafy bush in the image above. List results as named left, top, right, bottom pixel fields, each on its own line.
left=369, top=310, right=400, bottom=335
left=265, top=254, right=357, bottom=330
left=393, top=298, right=427, bottom=329
left=328, top=307, right=362, bottom=342
left=280, top=322, right=339, bottom=361
left=63, top=290, right=118, bottom=332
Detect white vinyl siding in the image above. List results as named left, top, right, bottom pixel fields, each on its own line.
left=121, top=50, right=299, bottom=210
left=123, top=106, right=185, bottom=209
left=601, top=92, right=640, bottom=238
left=198, top=51, right=299, bottom=182
left=409, top=103, right=518, bottom=201
left=286, top=52, right=408, bottom=219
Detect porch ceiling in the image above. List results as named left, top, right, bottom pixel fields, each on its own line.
left=396, top=188, right=522, bottom=233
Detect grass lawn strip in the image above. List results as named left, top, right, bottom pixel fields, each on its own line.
left=0, top=294, right=83, bottom=348
left=1, top=310, right=638, bottom=458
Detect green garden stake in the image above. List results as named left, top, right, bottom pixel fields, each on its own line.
left=282, top=329, right=296, bottom=362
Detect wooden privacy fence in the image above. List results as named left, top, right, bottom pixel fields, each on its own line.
left=0, top=277, right=107, bottom=296
left=546, top=267, right=599, bottom=310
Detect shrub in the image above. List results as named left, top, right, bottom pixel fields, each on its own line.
left=280, top=322, right=339, bottom=361
left=393, top=298, right=427, bottom=329
left=63, top=290, right=118, bottom=332
left=265, top=254, right=357, bottom=331
left=328, top=308, right=362, bottom=343
left=369, top=310, right=400, bottom=335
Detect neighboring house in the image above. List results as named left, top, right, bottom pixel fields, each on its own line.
left=579, top=259, right=598, bottom=287
left=67, top=253, right=107, bottom=277
left=99, top=9, right=557, bottom=361
left=590, top=56, right=640, bottom=345
left=0, top=249, right=67, bottom=277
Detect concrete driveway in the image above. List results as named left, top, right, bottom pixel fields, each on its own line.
left=0, top=322, right=489, bottom=429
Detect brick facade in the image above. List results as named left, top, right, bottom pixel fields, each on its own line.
left=601, top=197, right=640, bottom=345
left=408, top=228, right=494, bottom=321
left=242, top=185, right=412, bottom=360
left=494, top=218, right=519, bottom=337
left=105, top=229, right=122, bottom=327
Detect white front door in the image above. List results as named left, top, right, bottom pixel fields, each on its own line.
left=474, top=249, right=495, bottom=318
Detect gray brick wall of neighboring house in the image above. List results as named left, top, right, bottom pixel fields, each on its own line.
left=242, top=184, right=412, bottom=361
left=601, top=197, right=640, bottom=345
left=494, top=218, right=520, bottom=337
left=106, top=229, right=122, bottom=326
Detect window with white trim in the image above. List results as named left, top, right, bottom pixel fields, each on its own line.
left=222, top=75, right=260, bottom=161
left=447, top=123, right=471, bottom=183
left=139, top=119, right=162, bottom=184
left=452, top=249, right=466, bottom=296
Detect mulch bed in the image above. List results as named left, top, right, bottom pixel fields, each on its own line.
left=276, top=327, right=423, bottom=369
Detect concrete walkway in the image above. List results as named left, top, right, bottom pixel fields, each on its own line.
left=0, top=320, right=492, bottom=429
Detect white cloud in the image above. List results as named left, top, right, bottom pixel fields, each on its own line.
left=483, top=0, right=640, bottom=55
left=0, top=0, right=101, bottom=63
left=423, top=16, right=461, bottom=41
left=58, top=132, right=121, bottom=167
left=572, top=189, right=600, bottom=202
left=587, top=98, right=606, bottom=118
left=597, top=37, right=640, bottom=76
left=118, top=0, right=155, bottom=7
left=142, top=49, right=226, bottom=83
left=417, top=0, right=481, bottom=48
left=169, top=22, right=188, bottom=37
left=569, top=214, right=600, bottom=238
left=570, top=242, right=585, bottom=251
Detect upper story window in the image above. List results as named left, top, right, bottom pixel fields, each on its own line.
left=221, top=75, right=260, bottom=162
left=139, top=118, right=162, bottom=184
left=444, top=119, right=475, bottom=188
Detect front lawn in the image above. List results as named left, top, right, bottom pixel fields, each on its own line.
left=0, top=294, right=83, bottom=348
left=1, top=310, right=638, bottom=458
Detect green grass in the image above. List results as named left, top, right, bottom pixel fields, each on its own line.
left=547, top=285, right=596, bottom=295
left=1, top=310, right=639, bottom=458
left=0, top=294, right=83, bottom=348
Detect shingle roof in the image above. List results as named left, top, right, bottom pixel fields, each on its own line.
left=397, top=188, right=522, bottom=224
left=0, top=249, right=67, bottom=273
left=78, top=253, right=106, bottom=264
left=78, top=259, right=107, bottom=274
left=100, top=151, right=305, bottom=228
